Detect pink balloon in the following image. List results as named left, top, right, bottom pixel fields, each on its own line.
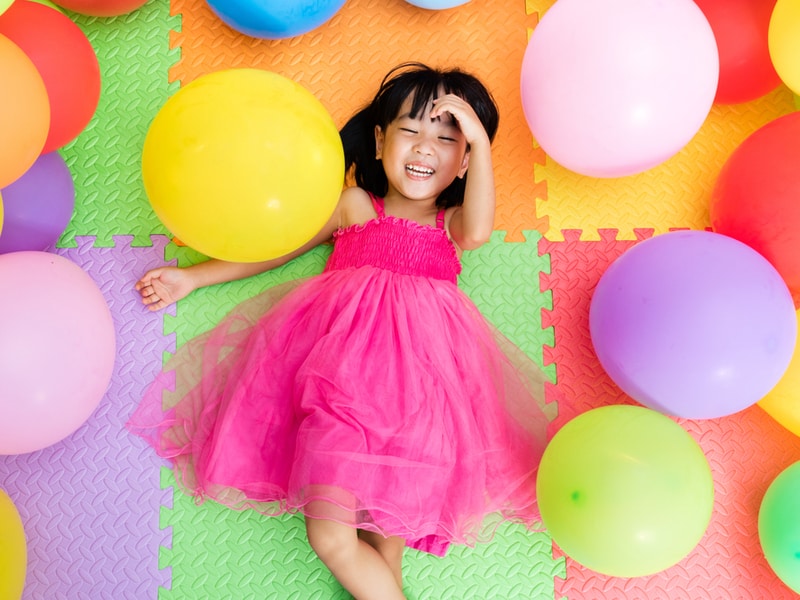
left=520, top=0, right=719, bottom=178
left=0, top=251, right=116, bottom=454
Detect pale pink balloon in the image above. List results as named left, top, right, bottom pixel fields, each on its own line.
left=0, top=251, right=116, bottom=455
left=520, top=0, right=719, bottom=178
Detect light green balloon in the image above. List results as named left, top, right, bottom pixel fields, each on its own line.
left=759, top=461, right=800, bottom=593
left=26, top=0, right=65, bottom=11
left=537, top=405, right=714, bottom=577
left=0, top=0, right=13, bottom=15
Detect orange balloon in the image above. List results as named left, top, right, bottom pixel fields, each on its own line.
left=0, top=34, right=49, bottom=188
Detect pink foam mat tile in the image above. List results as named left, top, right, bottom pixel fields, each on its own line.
left=0, top=235, right=176, bottom=598
left=539, top=230, right=800, bottom=599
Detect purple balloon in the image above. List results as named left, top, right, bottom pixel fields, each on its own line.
left=590, top=230, right=797, bottom=419
left=0, top=152, right=75, bottom=254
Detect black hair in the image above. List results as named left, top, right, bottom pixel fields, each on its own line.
left=339, top=62, right=499, bottom=209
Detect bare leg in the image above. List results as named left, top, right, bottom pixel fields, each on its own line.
left=358, top=529, right=405, bottom=589
left=305, top=517, right=406, bottom=600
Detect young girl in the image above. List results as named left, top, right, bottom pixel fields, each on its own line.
left=128, top=63, right=554, bottom=600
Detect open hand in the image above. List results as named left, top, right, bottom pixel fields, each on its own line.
left=135, top=266, right=195, bottom=311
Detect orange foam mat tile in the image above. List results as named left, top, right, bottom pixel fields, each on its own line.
left=540, top=230, right=800, bottom=599
left=169, top=0, right=548, bottom=241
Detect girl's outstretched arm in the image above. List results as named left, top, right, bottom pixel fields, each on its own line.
left=136, top=200, right=343, bottom=311
left=431, top=94, right=496, bottom=251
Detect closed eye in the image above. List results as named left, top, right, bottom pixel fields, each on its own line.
left=438, top=136, right=457, bottom=142
left=399, top=127, right=418, bottom=134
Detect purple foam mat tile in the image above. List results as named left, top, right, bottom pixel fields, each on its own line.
left=0, top=235, right=176, bottom=599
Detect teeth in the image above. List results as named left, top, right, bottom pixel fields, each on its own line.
left=406, top=165, right=434, bottom=175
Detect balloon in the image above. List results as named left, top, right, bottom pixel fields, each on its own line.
left=709, top=112, right=800, bottom=307
left=0, top=489, right=26, bottom=599
left=206, top=0, right=345, bottom=39
left=0, top=152, right=75, bottom=253
left=29, top=0, right=65, bottom=11
left=0, top=0, right=11, bottom=15
left=50, top=0, right=148, bottom=16
left=590, top=230, right=796, bottom=419
left=520, top=0, right=718, bottom=178
left=0, top=251, right=116, bottom=455
left=769, top=0, right=800, bottom=95
left=404, top=0, right=470, bottom=9
left=537, top=405, right=713, bottom=577
left=694, top=0, right=781, bottom=104
left=0, top=0, right=101, bottom=153
left=759, top=461, right=800, bottom=593
left=758, top=310, right=800, bottom=437
left=0, top=33, right=49, bottom=189
left=142, top=68, right=343, bottom=262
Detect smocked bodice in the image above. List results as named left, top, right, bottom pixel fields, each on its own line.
left=324, top=213, right=462, bottom=284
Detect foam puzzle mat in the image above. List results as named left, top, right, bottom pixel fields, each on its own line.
left=1, top=0, right=799, bottom=598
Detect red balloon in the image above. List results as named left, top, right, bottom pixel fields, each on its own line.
left=0, top=0, right=100, bottom=153
left=694, top=0, right=782, bottom=104
left=710, top=112, right=800, bottom=306
left=51, top=0, right=149, bottom=17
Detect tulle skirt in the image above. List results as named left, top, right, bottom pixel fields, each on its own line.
left=127, top=267, right=554, bottom=556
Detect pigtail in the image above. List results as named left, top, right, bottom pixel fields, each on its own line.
left=339, top=106, right=388, bottom=197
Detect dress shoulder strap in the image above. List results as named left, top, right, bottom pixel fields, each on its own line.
left=367, top=192, right=385, bottom=217
left=435, top=208, right=446, bottom=230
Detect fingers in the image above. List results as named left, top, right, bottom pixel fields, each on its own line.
left=137, top=279, right=170, bottom=311
left=139, top=282, right=159, bottom=303
left=431, top=95, right=485, bottom=144
left=135, top=267, right=163, bottom=292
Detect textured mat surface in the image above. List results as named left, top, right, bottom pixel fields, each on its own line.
left=1, top=0, right=799, bottom=598
left=541, top=231, right=800, bottom=599
left=162, top=232, right=561, bottom=600
left=0, top=236, right=175, bottom=598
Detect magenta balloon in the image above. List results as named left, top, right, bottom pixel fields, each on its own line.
left=0, top=152, right=75, bottom=253
left=589, top=231, right=796, bottom=419
left=520, top=0, right=718, bottom=177
left=0, top=251, right=116, bottom=454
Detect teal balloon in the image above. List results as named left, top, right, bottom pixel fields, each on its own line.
left=537, top=405, right=714, bottom=577
left=759, top=461, right=800, bottom=593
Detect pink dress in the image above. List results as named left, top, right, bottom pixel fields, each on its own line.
left=127, top=193, right=553, bottom=556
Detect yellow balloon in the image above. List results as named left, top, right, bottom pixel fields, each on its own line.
left=0, top=489, right=26, bottom=600
left=769, top=0, right=800, bottom=95
left=142, top=68, right=344, bottom=263
left=758, top=310, right=800, bottom=436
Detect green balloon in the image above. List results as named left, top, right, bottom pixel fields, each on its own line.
left=537, top=405, right=714, bottom=577
left=759, top=461, right=800, bottom=593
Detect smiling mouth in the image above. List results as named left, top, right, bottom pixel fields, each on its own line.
left=406, top=164, right=434, bottom=177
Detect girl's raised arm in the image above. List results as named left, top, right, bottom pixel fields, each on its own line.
left=431, top=94, right=496, bottom=251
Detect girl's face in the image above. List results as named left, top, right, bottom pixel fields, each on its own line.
left=375, top=93, right=469, bottom=204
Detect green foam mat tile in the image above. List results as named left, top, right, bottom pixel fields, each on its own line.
left=159, top=231, right=559, bottom=599
left=460, top=230, right=554, bottom=378
left=58, top=0, right=179, bottom=248
left=160, top=469, right=563, bottom=600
